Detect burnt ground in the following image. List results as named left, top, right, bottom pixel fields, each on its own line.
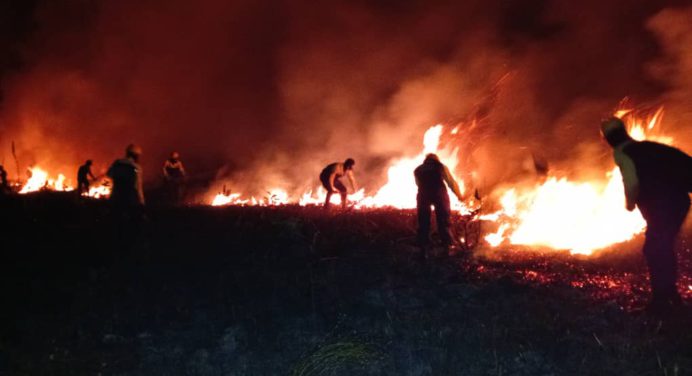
left=0, top=192, right=690, bottom=375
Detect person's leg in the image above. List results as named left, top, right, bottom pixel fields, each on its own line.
left=417, top=194, right=432, bottom=246
left=77, top=181, right=87, bottom=196
left=641, top=199, right=689, bottom=307
left=320, top=175, right=332, bottom=209
left=334, top=179, right=348, bottom=209
left=435, top=192, right=453, bottom=246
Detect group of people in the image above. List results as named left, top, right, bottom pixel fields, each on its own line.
left=321, top=118, right=690, bottom=312
left=2, top=116, right=689, bottom=312
left=74, top=147, right=186, bottom=205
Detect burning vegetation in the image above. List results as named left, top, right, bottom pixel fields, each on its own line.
left=2, top=102, right=684, bottom=258
left=1, top=1, right=692, bottom=374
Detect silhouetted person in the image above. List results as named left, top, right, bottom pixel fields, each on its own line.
left=414, top=153, right=465, bottom=255
left=602, top=117, right=691, bottom=312
left=108, top=144, right=145, bottom=209
left=162, top=151, right=186, bottom=204
left=77, top=160, right=95, bottom=196
left=107, top=144, right=145, bottom=260
left=320, top=158, right=357, bottom=209
left=0, top=164, right=8, bottom=194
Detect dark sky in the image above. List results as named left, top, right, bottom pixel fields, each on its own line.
left=0, top=0, right=691, bottom=195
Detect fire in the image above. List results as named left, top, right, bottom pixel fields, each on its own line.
left=486, top=172, right=647, bottom=255
left=19, top=167, right=74, bottom=194
left=211, top=187, right=289, bottom=207
left=17, top=166, right=111, bottom=198
left=212, top=125, right=473, bottom=213
left=210, top=102, right=676, bottom=257
left=485, top=106, right=669, bottom=255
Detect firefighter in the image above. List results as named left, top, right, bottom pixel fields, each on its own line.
left=76, top=160, right=96, bottom=196
left=601, top=117, right=691, bottom=312
left=414, top=153, right=465, bottom=256
left=162, top=151, right=186, bottom=204
left=107, top=144, right=145, bottom=211
left=320, top=158, right=357, bottom=209
left=0, top=164, right=8, bottom=193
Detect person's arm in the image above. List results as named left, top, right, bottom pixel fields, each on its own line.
left=346, top=170, right=357, bottom=192
left=135, top=168, right=145, bottom=205
left=614, top=149, right=639, bottom=211
left=442, top=165, right=464, bottom=201
left=162, top=162, right=170, bottom=179
left=179, top=162, right=186, bottom=177
left=88, top=168, right=96, bottom=180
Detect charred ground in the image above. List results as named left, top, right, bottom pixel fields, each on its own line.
left=1, top=193, right=690, bottom=375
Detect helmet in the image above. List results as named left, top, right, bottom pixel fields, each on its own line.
left=344, top=158, right=355, bottom=169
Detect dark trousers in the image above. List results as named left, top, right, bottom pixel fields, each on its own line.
left=417, top=190, right=453, bottom=246
left=638, top=195, right=690, bottom=301
left=77, top=180, right=89, bottom=196
left=164, top=179, right=184, bottom=204
left=320, top=174, right=347, bottom=209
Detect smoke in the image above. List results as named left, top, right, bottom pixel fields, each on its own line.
left=0, top=0, right=690, bottom=199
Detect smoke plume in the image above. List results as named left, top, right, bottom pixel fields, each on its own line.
left=0, top=0, right=690, bottom=199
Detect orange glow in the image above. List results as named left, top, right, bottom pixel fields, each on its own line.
left=18, top=166, right=111, bottom=198
left=484, top=106, right=670, bottom=255
left=212, top=125, right=474, bottom=213
left=19, top=167, right=74, bottom=194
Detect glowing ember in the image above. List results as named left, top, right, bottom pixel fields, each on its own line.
left=86, top=179, right=112, bottom=199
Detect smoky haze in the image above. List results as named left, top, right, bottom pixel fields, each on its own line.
left=0, top=0, right=690, bottom=200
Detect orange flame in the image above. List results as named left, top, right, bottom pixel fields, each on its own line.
left=212, top=125, right=473, bottom=213
left=484, top=106, right=669, bottom=255
left=18, top=166, right=111, bottom=198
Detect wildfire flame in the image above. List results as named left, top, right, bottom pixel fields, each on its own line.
left=484, top=106, right=669, bottom=255
left=17, top=166, right=111, bottom=198
left=19, top=167, right=73, bottom=194
left=212, top=125, right=473, bottom=213
left=212, top=103, right=674, bottom=256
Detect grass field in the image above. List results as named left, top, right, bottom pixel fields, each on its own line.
left=0, top=192, right=690, bottom=375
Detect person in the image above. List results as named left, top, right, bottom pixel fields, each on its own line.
left=162, top=151, right=186, bottom=204
left=0, top=164, right=8, bottom=193
left=77, top=160, right=96, bottom=196
left=601, top=117, right=691, bottom=312
left=107, top=144, right=145, bottom=260
left=414, top=153, right=465, bottom=256
left=107, top=144, right=145, bottom=212
left=319, top=158, right=357, bottom=209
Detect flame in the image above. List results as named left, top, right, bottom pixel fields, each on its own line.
left=485, top=106, right=670, bottom=255
left=19, top=167, right=74, bottom=193
left=17, top=166, right=111, bottom=198
left=212, top=125, right=473, bottom=213
left=210, top=103, right=676, bottom=256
